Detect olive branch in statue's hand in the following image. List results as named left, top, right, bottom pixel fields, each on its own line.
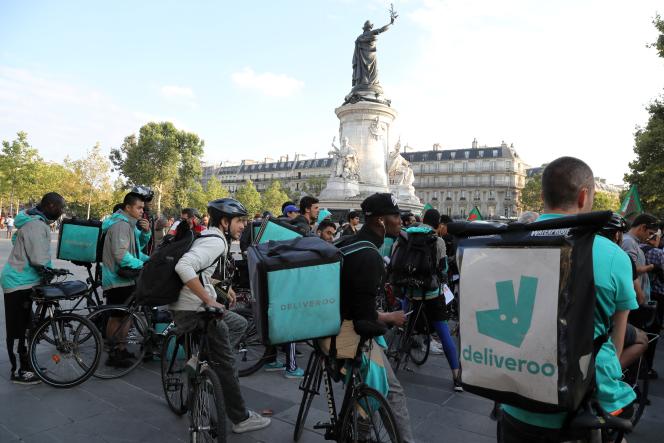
left=389, top=4, right=399, bottom=23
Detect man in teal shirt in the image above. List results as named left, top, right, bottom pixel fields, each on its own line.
left=499, top=157, right=637, bottom=442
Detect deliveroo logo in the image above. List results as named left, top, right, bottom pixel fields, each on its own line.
left=476, top=276, right=538, bottom=347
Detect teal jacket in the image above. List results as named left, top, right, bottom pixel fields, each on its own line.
left=101, top=210, right=150, bottom=290
left=1, top=210, right=53, bottom=293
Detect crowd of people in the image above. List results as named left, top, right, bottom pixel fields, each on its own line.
left=0, top=155, right=662, bottom=442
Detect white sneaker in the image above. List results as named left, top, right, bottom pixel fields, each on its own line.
left=429, top=340, right=444, bottom=355
left=232, top=410, right=271, bottom=434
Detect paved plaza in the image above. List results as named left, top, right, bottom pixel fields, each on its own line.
left=0, top=236, right=663, bottom=442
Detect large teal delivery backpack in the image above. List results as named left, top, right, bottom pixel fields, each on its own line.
left=247, top=236, right=342, bottom=345
left=449, top=211, right=613, bottom=413
left=57, top=218, right=103, bottom=263
left=254, top=215, right=303, bottom=244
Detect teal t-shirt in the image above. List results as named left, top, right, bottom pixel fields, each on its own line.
left=502, top=213, right=638, bottom=428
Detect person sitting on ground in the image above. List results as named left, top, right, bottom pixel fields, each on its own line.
left=499, top=157, right=638, bottom=442
left=101, top=192, right=151, bottom=367
left=317, top=219, right=337, bottom=243
left=335, top=192, right=415, bottom=442
left=170, top=198, right=271, bottom=434
left=1, top=193, right=65, bottom=384
left=341, top=210, right=361, bottom=236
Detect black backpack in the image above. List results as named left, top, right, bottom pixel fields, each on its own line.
left=134, top=230, right=224, bottom=307
left=390, top=230, right=441, bottom=291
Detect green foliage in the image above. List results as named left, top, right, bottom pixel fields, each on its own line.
left=187, top=182, right=208, bottom=215
left=592, top=191, right=620, bottom=212
left=235, top=179, right=261, bottom=216
left=303, top=176, right=326, bottom=196
left=625, top=97, right=664, bottom=217
left=205, top=176, right=229, bottom=202
left=110, top=121, right=205, bottom=214
left=261, top=180, right=290, bottom=215
left=0, top=131, right=41, bottom=212
left=647, top=13, right=664, bottom=59
left=520, top=174, right=543, bottom=212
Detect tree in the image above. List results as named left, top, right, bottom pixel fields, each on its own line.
left=261, top=180, right=290, bottom=215
left=0, top=132, right=41, bottom=214
left=187, top=182, right=208, bottom=215
left=110, top=122, right=205, bottom=214
left=172, top=131, right=205, bottom=210
left=625, top=16, right=664, bottom=217
left=235, top=180, right=261, bottom=216
left=592, top=191, right=620, bottom=212
left=520, top=174, right=543, bottom=212
left=303, top=176, right=326, bottom=196
left=69, top=143, right=112, bottom=218
left=205, top=176, right=229, bottom=202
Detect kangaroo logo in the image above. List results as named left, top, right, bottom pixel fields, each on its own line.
left=476, top=276, right=538, bottom=347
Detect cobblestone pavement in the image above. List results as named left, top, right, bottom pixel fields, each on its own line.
left=0, top=236, right=662, bottom=442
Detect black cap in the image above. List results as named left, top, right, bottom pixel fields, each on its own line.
left=361, top=193, right=400, bottom=217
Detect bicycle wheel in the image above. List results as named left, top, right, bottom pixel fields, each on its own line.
left=385, top=326, right=405, bottom=373
left=294, top=353, right=323, bottom=441
left=340, top=385, right=402, bottom=443
left=408, top=311, right=430, bottom=366
left=630, top=357, right=651, bottom=426
left=88, top=306, right=148, bottom=379
left=161, top=331, right=190, bottom=415
left=190, top=366, right=227, bottom=443
left=234, top=308, right=270, bottom=377
left=30, top=313, right=102, bottom=388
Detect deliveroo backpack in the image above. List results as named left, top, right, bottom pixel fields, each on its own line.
left=450, top=211, right=612, bottom=413
left=134, top=230, right=224, bottom=307
left=247, top=236, right=343, bottom=345
left=57, top=218, right=103, bottom=263
left=253, top=215, right=303, bottom=245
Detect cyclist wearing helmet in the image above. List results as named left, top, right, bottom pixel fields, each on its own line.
left=169, top=198, right=271, bottom=434
left=129, top=185, right=154, bottom=254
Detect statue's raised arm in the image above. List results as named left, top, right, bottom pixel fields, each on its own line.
left=376, top=4, right=398, bottom=34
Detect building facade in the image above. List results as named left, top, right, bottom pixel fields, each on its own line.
left=402, top=141, right=529, bottom=219
left=201, top=140, right=529, bottom=219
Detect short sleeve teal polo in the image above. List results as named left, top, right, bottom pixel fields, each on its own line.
left=502, top=214, right=638, bottom=428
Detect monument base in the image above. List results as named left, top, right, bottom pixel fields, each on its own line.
left=319, top=177, right=360, bottom=200
left=390, top=184, right=420, bottom=206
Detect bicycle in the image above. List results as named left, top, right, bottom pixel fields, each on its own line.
left=28, top=268, right=102, bottom=388
left=385, top=294, right=431, bottom=373
left=161, top=307, right=227, bottom=442
left=86, top=295, right=168, bottom=379
left=293, top=333, right=402, bottom=442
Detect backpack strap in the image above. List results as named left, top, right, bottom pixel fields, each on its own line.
left=192, top=234, right=226, bottom=283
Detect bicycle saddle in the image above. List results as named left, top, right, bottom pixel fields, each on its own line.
left=34, top=280, right=88, bottom=299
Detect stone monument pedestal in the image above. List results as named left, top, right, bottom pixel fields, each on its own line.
left=390, top=184, right=420, bottom=206
left=319, top=177, right=360, bottom=200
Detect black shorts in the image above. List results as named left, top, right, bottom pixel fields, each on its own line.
left=3, top=289, right=33, bottom=340
left=104, top=285, right=135, bottom=305
left=413, top=296, right=447, bottom=323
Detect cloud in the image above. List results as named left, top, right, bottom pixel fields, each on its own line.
left=231, top=67, right=304, bottom=97
left=387, top=0, right=664, bottom=183
left=0, top=66, right=181, bottom=162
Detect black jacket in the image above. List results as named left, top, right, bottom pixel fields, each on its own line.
left=338, top=225, right=385, bottom=322
left=290, top=215, right=313, bottom=235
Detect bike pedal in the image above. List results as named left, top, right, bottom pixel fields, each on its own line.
left=313, top=421, right=332, bottom=430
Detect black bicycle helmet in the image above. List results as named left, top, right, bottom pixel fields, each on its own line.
left=599, top=212, right=627, bottom=240
left=129, top=185, right=154, bottom=202
left=207, top=198, right=248, bottom=219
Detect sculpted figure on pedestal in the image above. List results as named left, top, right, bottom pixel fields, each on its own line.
left=388, top=138, right=414, bottom=186
left=329, top=137, right=360, bottom=181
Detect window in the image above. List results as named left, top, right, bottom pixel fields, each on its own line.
left=506, top=161, right=512, bottom=172
left=446, top=191, right=452, bottom=200
left=479, top=151, right=484, bottom=158
left=489, top=190, right=496, bottom=200
left=490, top=175, right=496, bottom=186
left=460, top=190, right=466, bottom=200
left=450, top=152, right=456, bottom=159
left=448, top=163, right=453, bottom=173
left=447, top=207, right=452, bottom=216
left=464, top=151, right=470, bottom=159
left=493, top=149, right=498, bottom=157
left=463, top=162, right=468, bottom=172
left=460, top=207, right=466, bottom=218
left=474, top=190, right=480, bottom=201
left=447, top=176, right=452, bottom=186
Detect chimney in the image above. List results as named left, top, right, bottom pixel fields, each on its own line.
left=433, top=143, right=441, bottom=151
left=472, top=138, right=478, bottom=149
left=501, top=140, right=507, bottom=148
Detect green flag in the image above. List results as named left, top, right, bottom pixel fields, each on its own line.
left=468, top=206, right=483, bottom=221
left=619, top=185, right=643, bottom=220
left=421, top=203, right=433, bottom=217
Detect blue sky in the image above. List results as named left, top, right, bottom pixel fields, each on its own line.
left=1, top=0, right=663, bottom=183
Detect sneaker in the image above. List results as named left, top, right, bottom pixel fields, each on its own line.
left=453, top=375, right=464, bottom=392
left=429, top=340, right=445, bottom=355
left=232, top=410, right=271, bottom=434
left=284, top=367, right=305, bottom=379
left=10, top=370, right=41, bottom=385
left=118, top=349, right=136, bottom=360
left=263, top=361, right=286, bottom=372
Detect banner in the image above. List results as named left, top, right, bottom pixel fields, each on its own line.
left=619, top=185, right=643, bottom=221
